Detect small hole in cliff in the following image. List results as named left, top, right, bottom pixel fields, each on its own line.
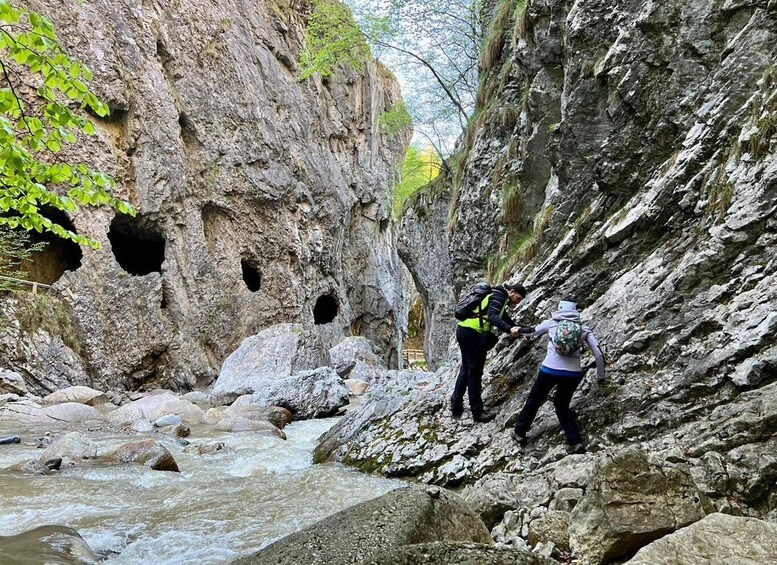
left=314, top=293, right=338, bottom=325
left=22, top=207, right=83, bottom=285
left=108, top=214, right=165, bottom=276
left=380, top=218, right=390, bottom=232
left=179, top=112, right=197, bottom=146
left=241, top=260, right=261, bottom=292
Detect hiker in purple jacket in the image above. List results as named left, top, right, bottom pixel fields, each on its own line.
left=511, top=298, right=605, bottom=454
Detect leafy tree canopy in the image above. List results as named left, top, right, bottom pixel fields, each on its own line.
left=299, top=0, right=371, bottom=80
left=0, top=0, right=135, bottom=250
left=298, top=0, right=484, bottom=157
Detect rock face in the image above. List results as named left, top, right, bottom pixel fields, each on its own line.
left=397, top=189, right=457, bottom=370
left=0, top=298, right=91, bottom=396
left=317, top=0, right=777, bottom=559
left=2, top=0, right=410, bottom=393
left=232, top=485, right=494, bottom=565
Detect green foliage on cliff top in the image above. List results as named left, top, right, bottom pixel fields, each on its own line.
left=379, top=100, right=412, bottom=136
left=393, top=144, right=442, bottom=217
left=299, top=0, right=371, bottom=80
left=0, top=0, right=135, bottom=248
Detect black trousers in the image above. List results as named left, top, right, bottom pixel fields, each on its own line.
left=514, top=368, right=584, bottom=445
left=452, top=325, right=494, bottom=416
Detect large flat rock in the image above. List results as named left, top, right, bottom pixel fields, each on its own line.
left=231, top=485, right=492, bottom=565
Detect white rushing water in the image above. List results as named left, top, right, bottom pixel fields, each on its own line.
left=0, top=418, right=402, bottom=564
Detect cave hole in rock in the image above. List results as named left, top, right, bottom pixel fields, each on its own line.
left=22, top=207, right=83, bottom=285
left=314, top=293, right=338, bottom=325
left=241, top=259, right=261, bottom=292
left=108, top=214, right=165, bottom=276
left=178, top=112, right=197, bottom=146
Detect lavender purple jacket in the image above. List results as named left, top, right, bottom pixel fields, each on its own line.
left=521, top=308, right=606, bottom=381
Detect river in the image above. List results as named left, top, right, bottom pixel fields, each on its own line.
left=0, top=417, right=401, bottom=564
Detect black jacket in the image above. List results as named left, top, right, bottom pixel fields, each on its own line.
left=486, top=286, right=517, bottom=333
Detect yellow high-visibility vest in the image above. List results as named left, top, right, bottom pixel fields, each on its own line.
left=457, top=293, right=506, bottom=334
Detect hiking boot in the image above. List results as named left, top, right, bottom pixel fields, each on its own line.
left=511, top=430, right=528, bottom=445
left=450, top=400, right=463, bottom=419
left=566, top=443, right=586, bottom=455
left=473, top=410, right=496, bottom=423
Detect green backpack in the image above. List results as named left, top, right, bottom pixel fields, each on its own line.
left=553, top=320, right=583, bottom=356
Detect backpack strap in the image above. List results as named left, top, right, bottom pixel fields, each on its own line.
left=476, top=293, right=492, bottom=330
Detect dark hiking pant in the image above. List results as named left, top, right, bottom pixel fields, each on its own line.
left=452, top=325, right=494, bottom=417
left=514, top=368, right=584, bottom=445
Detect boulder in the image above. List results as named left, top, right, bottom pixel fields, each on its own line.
left=625, top=513, right=777, bottom=564
left=43, top=403, right=105, bottom=425
left=131, top=419, right=154, bottom=433
left=182, top=391, right=211, bottom=404
left=344, top=378, right=370, bottom=396
left=569, top=448, right=713, bottom=564
left=231, top=485, right=493, bottom=565
left=121, top=394, right=204, bottom=424
left=154, top=414, right=182, bottom=428
left=269, top=406, right=293, bottom=427
left=230, top=394, right=254, bottom=407
left=329, top=337, right=384, bottom=380
left=0, top=400, right=47, bottom=423
left=159, top=423, right=191, bottom=438
left=0, top=526, right=99, bottom=563
left=203, top=407, right=226, bottom=425
left=21, top=457, right=63, bottom=475
left=0, top=369, right=28, bottom=395
left=107, top=439, right=180, bottom=472
left=212, top=324, right=329, bottom=396
left=251, top=367, right=349, bottom=419
left=106, top=404, right=145, bottom=427
left=223, top=403, right=291, bottom=429
left=39, top=432, right=98, bottom=464
left=214, top=416, right=286, bottom=439
left=0, top=393, right=20, bottom=406
left=528, top=511, right=570, bottom=553
left=43, top=386, right=108, bottom=406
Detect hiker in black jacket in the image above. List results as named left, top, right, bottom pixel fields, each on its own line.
left=451, top=282, right=527, bottom=422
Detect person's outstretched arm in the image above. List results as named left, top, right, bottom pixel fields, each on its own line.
left=517, top=320, right=551, bottom=337
left=586, top=331, right=606, bottom=382
left=487, top=291, right=516, bottom=334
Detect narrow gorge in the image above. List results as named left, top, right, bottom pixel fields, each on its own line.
left=1, top=0, right=776, bottom=564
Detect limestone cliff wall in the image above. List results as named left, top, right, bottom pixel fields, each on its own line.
left=2, top=0, right=410, bottom=393
left=320, top=0, right=777, bottom=523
